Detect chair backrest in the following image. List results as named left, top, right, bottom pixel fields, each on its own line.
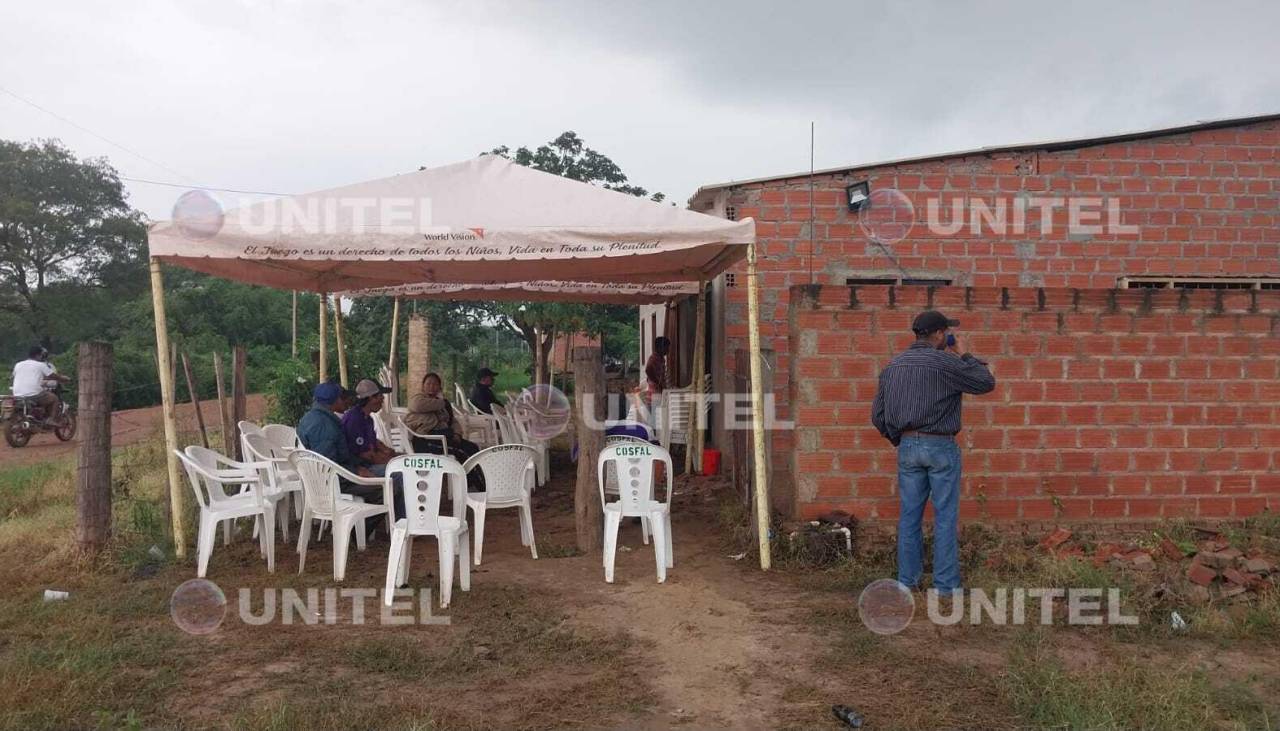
left=174, top=449, right=214, bottom=510
left=182, top=445, right=266, bottom=508
left=262, top=424, right=299, bottom=451
left=238, top=421, right=264, bottom=462
left=602, top=435, right=649, bottom=496
left=384, top=454, right=465, bottom=536
left=597, top=441, right=673, bottom=513
left=287, top=449, right=344, bottom=517
left=374, top=409, right=410, bottom=453
left=453, top=383, right=472, bottom=413
left=491, top=404, right=517, bottom=444
left=243, top=432, right=280, bottom=463
left=463, top=444, right=536, bottom=502
left=380, top=364, right=399, bottom=411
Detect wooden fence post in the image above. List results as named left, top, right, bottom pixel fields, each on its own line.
left=573, top=346, right=605, bottom=552
left=231, top=345, right=247, bottom=460
left=180, top=352, right=209, bottom=449
left=213, top=351, right=232, bottom=456
left=75, top=341, right=113, bottom=554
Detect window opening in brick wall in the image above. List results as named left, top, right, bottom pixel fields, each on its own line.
left=725, top=272, right=737, bottom=288
left=724, top=205, right=737, bottom=221
left=1120, top=276, right=1280, bottom=291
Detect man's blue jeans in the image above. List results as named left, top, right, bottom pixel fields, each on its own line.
left=896, top=435, right=962, bottom=593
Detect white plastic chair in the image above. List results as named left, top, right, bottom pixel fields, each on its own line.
left=262, top=423, right=300, bottom=451
left=509, top=405, right=549, bottom=487
left=383, top=454, right=471, bottom=608
left=288, top=450, right=392, bottom=581
left=491, top=403, right=519, bottom=444
left=598, top=442, right=674, bottom=583
left=175, top=446, right=279, bottom=577
left=392, top=412, right=449, bottom=455
left=242, top=433, right=302, bottom=542
left=463, top=444, right=538, bottom=565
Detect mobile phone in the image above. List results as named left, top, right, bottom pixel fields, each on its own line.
left=946, top=334, right=957, bottom=348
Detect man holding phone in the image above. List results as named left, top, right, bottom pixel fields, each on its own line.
left=872, top=310, right=996, bottom=595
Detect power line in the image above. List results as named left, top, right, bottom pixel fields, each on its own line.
left=0, top=84, right=194, bottom=182
left=120, top=176, right=291, bottom=197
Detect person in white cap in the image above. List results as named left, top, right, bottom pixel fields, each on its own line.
left=340, top=379, right=397, bottom=477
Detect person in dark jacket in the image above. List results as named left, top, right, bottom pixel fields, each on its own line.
left=468, top=367, right=502, bottom=414
left=872, top=310, right=996, bottom=596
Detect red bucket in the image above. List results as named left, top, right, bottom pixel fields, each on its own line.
left=701, top=447, right=721, bottom=476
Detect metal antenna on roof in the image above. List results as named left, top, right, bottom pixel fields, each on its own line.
left=808, top=121, right=816, bottom=285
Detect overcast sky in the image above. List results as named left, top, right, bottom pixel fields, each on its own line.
left=3, top=0, right=1278, bottom=221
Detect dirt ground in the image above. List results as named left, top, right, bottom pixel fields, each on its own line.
left=0, top=394, right=265, bottom=467
left=3, top=419, right=1278, bottom=729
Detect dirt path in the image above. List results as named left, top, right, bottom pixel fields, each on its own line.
left=0, top=394, right=265, bottom=467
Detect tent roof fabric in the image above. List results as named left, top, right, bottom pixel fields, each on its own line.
left=149, top=155, right=753, bottom=292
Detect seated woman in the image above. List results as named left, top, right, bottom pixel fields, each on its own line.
left=404, top=372, right=483, bottom=489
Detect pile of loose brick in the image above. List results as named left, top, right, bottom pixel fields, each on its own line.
left=1037, top=526, right=1276, bottom=602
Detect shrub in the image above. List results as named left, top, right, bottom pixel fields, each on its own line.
left=265, top=359, right=315, bottom=425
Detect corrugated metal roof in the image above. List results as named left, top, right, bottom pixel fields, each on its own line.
left=688, top=112, right=1280, bottom=207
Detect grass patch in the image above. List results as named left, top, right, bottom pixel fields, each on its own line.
left=536, top=540, right=584, bottom=558
left=1000, top=629, right=1278, bottom=730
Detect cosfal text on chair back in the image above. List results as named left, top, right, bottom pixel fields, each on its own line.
left=385, top=454, right=465, bottom=535
left=464, top=444, right=535, bottom=502
left=597, top=441, right=672, bottom=513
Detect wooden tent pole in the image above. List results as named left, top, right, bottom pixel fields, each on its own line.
left=291, top=290, right=298, bottom=358
left=686, top=283, right=707, bottom=474
left=333, top=295, right=349, bottom=388
left=745, top=244, right=772, bottom=570
left=388, top=296, right=401, bottom=375
left=148, top=257, right=187, bottom=558
left=318, top=293, right=328, bottom=383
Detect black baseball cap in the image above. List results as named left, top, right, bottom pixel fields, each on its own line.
left=477, top=367, right=499, bottom=379
left=911, top=310, right=960, bottom=335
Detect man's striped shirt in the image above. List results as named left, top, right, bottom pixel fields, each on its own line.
left=871, top=341, right=996, bottom=445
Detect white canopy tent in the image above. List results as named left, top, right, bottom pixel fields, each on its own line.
left=147, top=154, right=773, bottom=568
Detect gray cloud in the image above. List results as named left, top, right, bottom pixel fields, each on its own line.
left=2, top=0, right=1277, bottom=220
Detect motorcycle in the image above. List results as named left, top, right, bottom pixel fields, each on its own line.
left=2, top=389, right=77, bottom=448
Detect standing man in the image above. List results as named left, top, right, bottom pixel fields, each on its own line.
left=872, top=310, right=996, bottom=595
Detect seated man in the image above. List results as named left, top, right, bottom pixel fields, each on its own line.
left=468, top=367, right=502, bottom=415
left=11, top=346, right=70, bottom=423
left=297, top=382, right=404, bottom=520
left=340, top=379, right=397, bottom=477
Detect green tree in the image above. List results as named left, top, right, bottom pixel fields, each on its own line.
left=0, top=139, right=147, bottom=348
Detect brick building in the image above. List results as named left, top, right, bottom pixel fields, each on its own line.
left=667, top=113, right=1280, bottom=523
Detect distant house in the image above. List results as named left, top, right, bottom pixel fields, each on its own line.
left=646, top=113, right=1280, bottom=523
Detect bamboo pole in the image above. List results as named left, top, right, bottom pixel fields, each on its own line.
left=148, top=257, right=186, bottom=558
left=213, top=351, right=232, bottom=456
left=333, top=295, right=349, bottom=388
left=318, top=293, right=328, bottom=383
left=388, top=296, right=401, bottom=396
left=231, top=346, right=247, bottom=460
left=572, top=346, right=605, bottom=552
left=180, top=352, right=209, bottom=449
left=745, top=243, right=772, bottom=570
left=291, top=290, right=298, bottom=358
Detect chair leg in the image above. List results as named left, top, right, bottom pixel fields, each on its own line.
left=458, top=530, right=471, bottom=591
left=650, top=515, right=668, bottom=583
left=293, top=491, right=304, bottom=520
left=472, top=504, right=487, bottom=566
left=262, top=507, right=276, bottom=573
left=355, top=516, right=368, bottom=551
left=333, top=516, right=352, bottom=582
left=384, top=527, right=406, bottom=606
left=222, top=518, right=233, bottom=546
left=603, top=511, right=622, bottom=583
left=641, top=516, right=650, bottom=545
left=520, top=501, right=537, bottom=559
left=439, top=536, right=455, bottom=609
left=664, top=513, right=674, bottom=568
left=397, top=535, right=413, bottom=587
left=196, top=512, right=215, bottom=578
left=296, top=507, right=311, bottom=574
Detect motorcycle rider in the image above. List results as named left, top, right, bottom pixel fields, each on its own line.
left=11, top=346, right=71, bottom=424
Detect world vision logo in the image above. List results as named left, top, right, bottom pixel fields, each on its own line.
left=420, top=229, right=484, bottom=243
left=467, top=227, right=485, bottom=239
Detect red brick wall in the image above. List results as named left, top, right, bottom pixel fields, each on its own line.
left=714, top=119, right=1280, bottom=513
left=788, top=284, right=1280, bottom=522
